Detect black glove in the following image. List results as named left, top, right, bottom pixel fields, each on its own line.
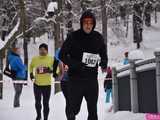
left=53, top=73, right=58, bottom=78
left=46, top=67, right=53, bottom=73
left=30, top=73, right=34, bottom=80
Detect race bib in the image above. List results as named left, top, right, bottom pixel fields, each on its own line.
left=82, top=52, right=99, bottom=67
left=36, top=66, right=48, bottom=74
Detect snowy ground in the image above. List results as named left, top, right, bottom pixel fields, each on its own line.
left=0, top=73, right=146, bottom=120
left=0, top=72, right=108, bottom=120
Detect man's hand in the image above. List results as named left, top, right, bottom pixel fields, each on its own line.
left=101, top=68, right=107, bottom=73
left=64, top=65, right=69, bottom=72
left=30, top=73, right=34, bottom=81
left=53, top=73, right=58, bottom=78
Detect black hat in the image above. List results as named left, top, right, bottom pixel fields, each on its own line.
left=80, top=9, right=96, bottom=31
left=39, top=43, right=48, bottom=51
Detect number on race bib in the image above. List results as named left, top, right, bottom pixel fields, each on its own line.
left=82, top=52, right=99, bottom=67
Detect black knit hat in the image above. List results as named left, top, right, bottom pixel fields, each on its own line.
left=80, top=9, right=96, bottom=31
left=39, top=43, right=48, bottom=51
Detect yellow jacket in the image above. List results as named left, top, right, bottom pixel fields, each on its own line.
left=30, top=55, right=55, bottom=86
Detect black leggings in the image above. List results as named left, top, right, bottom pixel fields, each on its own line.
left=67, top=79, right=99, bottom=120
left=33, top=84, right=51, bottom=120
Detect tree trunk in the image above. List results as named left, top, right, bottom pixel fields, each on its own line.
left=81, top=0, right=87, bottom=12
left=66, top=1, right=73, bottom=33
left=101, top=0, right=108, bottom=54
left=40, top=0, right=47, bottom=11
left=126, top=14, right=129, bottom=38
left=0, top=53, right=3, bottom=99
left=23, top=38, right=28, bottom=66
left=19, top=0, right=28, bottom=72
left=155, top=7, right=157, bottom=24
left=54, top=0, right=63, bottom=94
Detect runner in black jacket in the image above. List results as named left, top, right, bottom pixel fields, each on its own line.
left=59, top=9, right=108, bottom=120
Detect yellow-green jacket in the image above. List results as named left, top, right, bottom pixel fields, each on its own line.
left=30, top=55, right=55, bottom=86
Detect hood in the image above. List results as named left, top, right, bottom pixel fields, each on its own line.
left=80, top=9, right=96, bottom=31
left=9, top=51, right=19, bottom=57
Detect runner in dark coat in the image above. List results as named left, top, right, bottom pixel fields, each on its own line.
left=59, top=9, right=108, bottom=120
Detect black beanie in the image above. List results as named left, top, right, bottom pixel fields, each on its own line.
left=80, top=9, right=96, bottom=30
left=39, top=43, right=48, bottom=51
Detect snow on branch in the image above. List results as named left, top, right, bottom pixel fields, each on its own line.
left=0, top=18, right=20, bottom=51
left=47, top=2, right=58, bottom=13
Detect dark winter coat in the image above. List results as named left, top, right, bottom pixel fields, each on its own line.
left=59, top=10, right=108, bottom=80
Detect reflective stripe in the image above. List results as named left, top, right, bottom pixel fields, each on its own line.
left=54, top=81, right=61, bottom=84
left=12, top=80, right=28, bottom=84
left=105, top=78, right=112, bottom=81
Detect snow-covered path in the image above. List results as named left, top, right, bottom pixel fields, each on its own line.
left=0, top=74, right=108, bottom=120
left=0, top=79, right=146, bottom=120
left=0, top=75, right=146, bottom=120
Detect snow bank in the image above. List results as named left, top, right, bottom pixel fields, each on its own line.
left=0, top=71, right=107, bottom=120
left=155, top=48, right=160, bottom=52
left=129, top=49, right=145, bottom=60
left=105, top=111, right=145, bottom=120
